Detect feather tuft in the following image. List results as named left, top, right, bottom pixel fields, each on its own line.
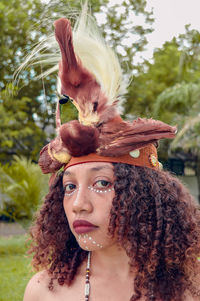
left=60, top=120, right=99, bottom=156
left=38, top=143, right=64, bottom=173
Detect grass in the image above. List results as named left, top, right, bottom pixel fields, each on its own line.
left=0, top=235, right=34, bottom=301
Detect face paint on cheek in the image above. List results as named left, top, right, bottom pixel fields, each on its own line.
left=77, top=233, right=103, bottom=250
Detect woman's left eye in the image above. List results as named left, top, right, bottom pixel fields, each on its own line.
left=95, top=180, right=111, bottom=188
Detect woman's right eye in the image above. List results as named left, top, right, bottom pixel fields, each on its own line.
left=64, top=184, right=76, bottom=195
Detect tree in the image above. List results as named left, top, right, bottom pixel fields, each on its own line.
left=125, top=38, right=182, bottom=118
left=0, top=0, right=57, bottom=162
left=170, top=113, right=200, bottom=202
left=151, top=28, right=200, bottom=178
left=125, top=26, right=200, bottom=119
left=0, top=0, right=153, bottom=163
left=0, top=86, right=47, bottom=162
left=154, top=82, right=200, bottom=201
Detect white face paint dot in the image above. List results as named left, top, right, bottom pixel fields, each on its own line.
left=76, top=233, right=104, bottom=250
left=88, top=186, right=114, bottom=194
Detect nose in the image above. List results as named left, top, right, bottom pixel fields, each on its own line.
left=72, top=185, right=93, bottom=214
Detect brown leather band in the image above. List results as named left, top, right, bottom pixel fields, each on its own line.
left=64, top=144, right=160, bottom=170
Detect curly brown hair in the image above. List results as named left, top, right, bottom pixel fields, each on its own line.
left=29, top=163, right=200, bottom=300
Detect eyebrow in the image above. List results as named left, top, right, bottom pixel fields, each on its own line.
left=64, top=165, right=112, bottom=176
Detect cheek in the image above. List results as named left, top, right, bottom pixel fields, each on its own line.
left=63, top=197, right=72, bottom=223
left=77, top=228, right=115, bottom=251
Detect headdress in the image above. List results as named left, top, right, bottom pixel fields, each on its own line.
left=37, top=8, right=176, bottom=178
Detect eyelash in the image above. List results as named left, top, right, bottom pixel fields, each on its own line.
left=64, top=180, right=114, bottom=196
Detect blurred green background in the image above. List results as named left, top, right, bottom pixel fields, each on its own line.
left=0, top=235, right=34, bottom=301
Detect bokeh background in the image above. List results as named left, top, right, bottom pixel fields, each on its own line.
left=0, top=1, right=200, bottom=300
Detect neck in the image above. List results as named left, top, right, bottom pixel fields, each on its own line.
left=89, top=244, right=133, bottom=279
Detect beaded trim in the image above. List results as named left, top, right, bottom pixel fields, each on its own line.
left=64, top=186, right=114, bottom=196
left=85, top=252, right=91, bottom=301
left=88, top=186, right=114, bottom=193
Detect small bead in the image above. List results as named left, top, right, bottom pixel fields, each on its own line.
left=85, top=283, right=90, bottom=295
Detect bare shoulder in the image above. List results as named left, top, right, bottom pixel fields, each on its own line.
left=23, top=270, right=51, bottom=301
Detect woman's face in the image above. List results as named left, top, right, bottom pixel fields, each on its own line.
left=63, top=162, right=116, bottom=251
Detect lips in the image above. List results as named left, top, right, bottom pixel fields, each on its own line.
left=73, top=220, right=98, bottom=234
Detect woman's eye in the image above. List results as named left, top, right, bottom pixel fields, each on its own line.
left=95, top=180, right=111, bottom=188
left=64, top=184, right=76, bottom=195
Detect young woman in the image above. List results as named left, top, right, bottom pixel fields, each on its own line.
left=23, top=5, right=200, bottom=301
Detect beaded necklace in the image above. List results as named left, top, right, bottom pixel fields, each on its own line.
left=85, top=252, right=91, bottom=301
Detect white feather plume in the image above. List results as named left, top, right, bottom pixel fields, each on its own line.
left=14, top=2, right=127, bottom=112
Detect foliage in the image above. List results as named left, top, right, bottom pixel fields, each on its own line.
left=153, top=81, right=200, bottom=159
left=167, top=90, right=200, bottom=202
left=177, top=25, right=200, bottom=82
left=0, top=235, right=34, bottom=301
left=94, top=0, right=154, bottom=72
left=126, top=26, right=200, bottom=119
left=154, top=82, right=200, bottom=124
left=143, top=35, right=200, bottom=198
left=125, top=38, right=181, bottom=118
left=171, top=114, right=200, bottom=156
left=0, top=156, right=49, bottom=228
left=0, top=85, right=47, bottom=162
left=0, top=0, right=57, bottom=162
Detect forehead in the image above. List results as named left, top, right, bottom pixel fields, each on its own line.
left=64, top=161, right=114, bottom=175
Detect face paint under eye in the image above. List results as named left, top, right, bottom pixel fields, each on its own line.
left=88, top=179, right=114, bottom=194
left=88, top=185, right=114, bottom=194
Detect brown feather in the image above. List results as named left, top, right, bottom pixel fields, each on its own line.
left=38, top=143, right=64, bottom=174
left=55, top=19, right=100, bottom=101
left=98, top=118, right=176, bottom=156
left=60, top=120, right=99, bottom=157
left=54, top=18, right=117, bottom=125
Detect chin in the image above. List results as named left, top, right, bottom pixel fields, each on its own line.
left=76, top=233, right=104, bottom=251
